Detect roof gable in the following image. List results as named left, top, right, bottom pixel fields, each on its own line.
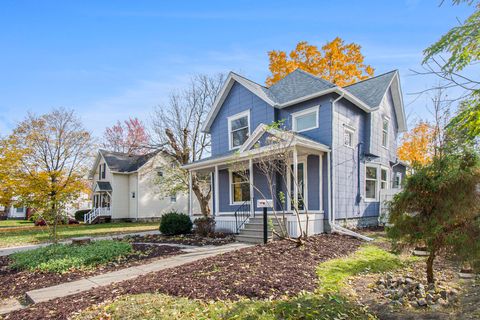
left=203, top=69, right=406, bottom=133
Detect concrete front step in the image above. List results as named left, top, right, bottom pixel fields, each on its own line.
left=247, top=217, right=285, bottom=223
left=236, top=234, right=273, bottom=244
left=238, top=228, right=274, bottom=237
left=243, top=223, right=284, bottom=231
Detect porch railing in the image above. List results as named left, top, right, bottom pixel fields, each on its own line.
left=84, top=207, right=111, bottom=224
left=234, top=200, right=251, bottom=234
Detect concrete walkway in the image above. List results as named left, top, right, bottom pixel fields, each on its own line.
left=0, top=230, right=160, bottom=257
left=25, top=242, right=250, bottom=304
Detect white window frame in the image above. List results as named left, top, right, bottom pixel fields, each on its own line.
left=229, top=169, right=251, bottom=205
left=170, top=193, right=177, bottom=203
left=343, top=124, right=355, bottom=148
left=380, top=168, right=389, bottom=190
left=365, top=165, right=378, bottom=202
left=228, top=110, right=250, bottom=150
left=365, top=165, right=390, bottom=202
left=394, top=172, right=402, bottom=189
left=292, top=106, right=319, bottom=133
left=382, top=116, right=389, bottom=148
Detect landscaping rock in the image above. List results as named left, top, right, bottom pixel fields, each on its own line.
left=71, top=237, right=91, bottom=245
left=417, top=298, right=428, bottom=307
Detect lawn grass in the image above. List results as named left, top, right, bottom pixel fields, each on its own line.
left=0, top=222, right=159, bottom=248
left=10, top=240, right=133, bottom=273
left=77, top=244, right=410, bottom=320
left=0, top=219, right=34, bottom=228
left=317, top=245, right=405, bottom=293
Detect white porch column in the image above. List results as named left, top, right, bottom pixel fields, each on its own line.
left=188, top=171, right=193, bottom=217
left=293, top=147, right=299, bottom=212
left=214, top=165, right=219, bottom=216
left=249, top=158, right=254, bottom=216
left=319, top=153, right=324, bottom=212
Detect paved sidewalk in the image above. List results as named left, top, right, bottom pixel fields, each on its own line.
left=0, top=230, right=160, bottom=257
left=25, top=242, right=250, bottom=304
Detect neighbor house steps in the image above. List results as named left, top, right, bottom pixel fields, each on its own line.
left=235, top=217, right=286, bottom=244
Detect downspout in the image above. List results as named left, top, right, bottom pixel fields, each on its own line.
left=329, top=92, right=373, bottom=242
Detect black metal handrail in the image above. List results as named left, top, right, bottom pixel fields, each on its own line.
left=234, top=200, right=251, bottom=234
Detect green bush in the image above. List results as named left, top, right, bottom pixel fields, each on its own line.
left=74, top=209, right=91, bottom=222
left=10, top=240, right=132, bottom=273
left=159, top=212, right=192, bottom=235
left=193, top=216, right=216, bottom=237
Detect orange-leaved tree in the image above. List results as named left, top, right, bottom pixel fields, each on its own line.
left=266, top=38, right=374, bottom=86
left=398, top=121, right=435, bottom=167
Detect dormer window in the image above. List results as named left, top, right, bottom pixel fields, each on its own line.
left=292, top=106, right=319, bottom=132
left=228, top=110, right=250, bottom=150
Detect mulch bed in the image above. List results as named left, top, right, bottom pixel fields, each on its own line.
left=0, top=244, right=182, bottom=300
left=123, top=233, right=236, bottom=246
left=3, top=234, right=362, bottom=320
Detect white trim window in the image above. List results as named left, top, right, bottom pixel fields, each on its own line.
left=393, top=172, right=402, bottom=189
left=230, top=170, right=250, bottom=204
left=170, top=193, right=177, bottom=203
left=365, top=166, right=378, bottom=201
left=380, top=168, right=388, bottom=190
left=228, top=110, right=250, bottom=150
left=343, top=125, right=355, bottom=148
left=382, top=117, right=389, bottom=148
left=292, top=106, right=319, bottom=132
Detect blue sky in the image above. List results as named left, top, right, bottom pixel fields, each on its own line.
left=0, top=1, right=473, bottom=136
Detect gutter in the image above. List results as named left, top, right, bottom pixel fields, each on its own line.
left=329, top=92, right=373, bottom=242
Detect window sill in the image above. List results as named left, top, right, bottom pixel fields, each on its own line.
left=294, top=126, right=318, bottom=133
left=364, top=198, right=379, bottom=203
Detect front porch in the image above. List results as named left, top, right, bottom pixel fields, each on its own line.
left=86, top=181, right=113, bottom=224
left=185, top=125, right=331, bottom=238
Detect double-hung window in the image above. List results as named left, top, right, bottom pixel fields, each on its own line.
left=343, top=125, right=355, bottom=148
left=393, top=172, right=402, bottom=189
left=228, top=111, right=250, bottom=149
left=365, top=166, right=378, bottom=201
left=380, top=168, right=388, bottom=190
left=292, top=106, right=319, bottom=132
left=382, top=117, right=389, bottom=148
left=230, top=170, right=250, bottom=204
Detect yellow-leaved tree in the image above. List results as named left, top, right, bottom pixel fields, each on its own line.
left=398, top=121, right=435, bottom=167
left=11, top=108, right=92, bottom=241
left=0, top=136, right=25, bottom=215
left=266, top=38, right=374, bottom=86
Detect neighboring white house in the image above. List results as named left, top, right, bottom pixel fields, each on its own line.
left=0, top=205, right=29, bottom=219
left=87, top=149, right=194, bottom=222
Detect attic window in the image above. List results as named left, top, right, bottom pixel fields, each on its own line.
left=228, top=110, right=250, bottom=150
left=292, top=106, right=319, bottom=132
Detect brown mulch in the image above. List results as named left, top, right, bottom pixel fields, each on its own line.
left=0, top=244, right=182, bottom=300
left=123, top=233, right=236, bottom=246
left=3, top=234, right=362, bottom=320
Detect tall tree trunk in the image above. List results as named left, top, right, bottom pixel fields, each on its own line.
left=426, top=250, right=436, bottom=284
left=191, top=179, right=211, bottom=216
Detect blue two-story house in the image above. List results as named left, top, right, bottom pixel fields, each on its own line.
left=184, top=69, right=407, bottom=241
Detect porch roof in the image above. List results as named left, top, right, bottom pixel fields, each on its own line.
left=183, top=125, right=330, bottom=171
left=94, top=181, right=112, bottom=192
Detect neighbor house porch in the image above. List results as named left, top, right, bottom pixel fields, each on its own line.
left=86, top=181, right=113, bottom=224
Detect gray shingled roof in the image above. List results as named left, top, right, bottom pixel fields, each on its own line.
left=344, top=70, right=397, bottom=108
left=96, top=181, right=112, bottom=191
left=99, top=149, right=158, bottom=173
left=266, top=69, right=336, bottom=104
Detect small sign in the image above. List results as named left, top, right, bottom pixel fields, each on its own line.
left=257, top=199, right=273, bottom=208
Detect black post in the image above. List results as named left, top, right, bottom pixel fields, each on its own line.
left=263, top=207, right=268, bottom=244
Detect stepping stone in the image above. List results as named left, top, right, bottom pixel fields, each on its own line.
left=0, top=298, right=24, bottom=315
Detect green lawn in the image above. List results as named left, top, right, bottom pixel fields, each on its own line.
left=10, top=240, right=133, bottom=273
left=78, top=245, right=410, bottom=320
left=0, top=222, right=159, bottom=248
left=0, top=220, right=34, bottom=228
